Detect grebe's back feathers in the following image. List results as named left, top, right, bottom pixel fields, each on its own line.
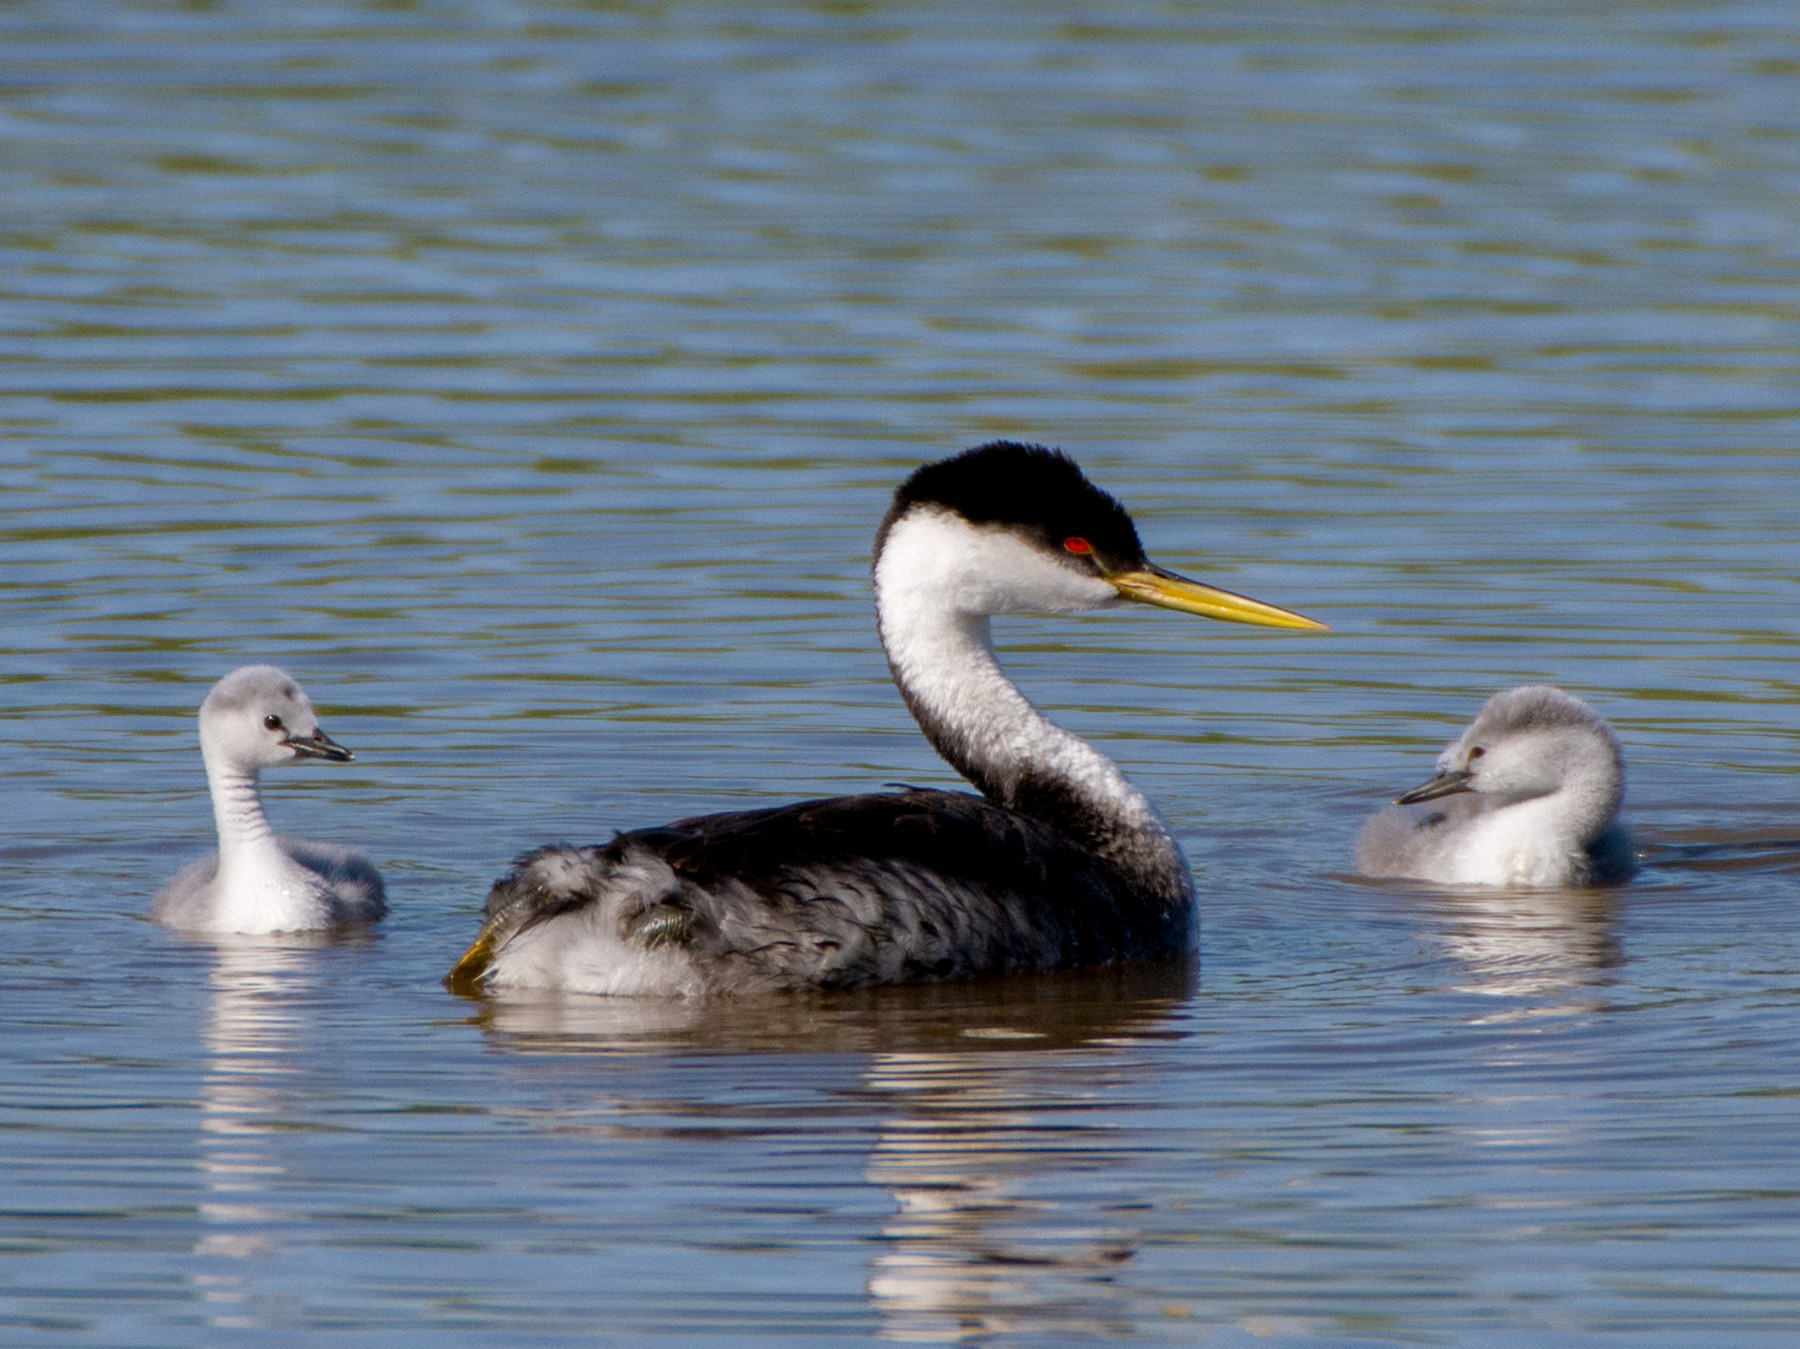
left=459, top=788, right=1186, bottom=996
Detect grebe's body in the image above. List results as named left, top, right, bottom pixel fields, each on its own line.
left=452, top=443, right=1323, bottom=996
left=468, top=789, right=1181, bottom=996
left=153, top=665, right=386, bottom=934
left=1356, top=685, right=1632, bottom=889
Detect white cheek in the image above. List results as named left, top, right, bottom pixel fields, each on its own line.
left=877, top=509, right=1115, bottom=617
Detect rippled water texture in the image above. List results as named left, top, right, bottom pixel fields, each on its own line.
left=3, top=2, right=1798, bottom=1344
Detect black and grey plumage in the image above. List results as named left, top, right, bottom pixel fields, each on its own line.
left=1356, top=684, right=1634, bottom=888
left=450, top=442, right=1325, bottom=996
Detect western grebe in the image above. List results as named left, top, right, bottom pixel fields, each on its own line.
left=1356, top=684, right=1633, bottom=888
left=152, top=665, right=387, bottom=933
left=450, top=441, right=1324, bottom=995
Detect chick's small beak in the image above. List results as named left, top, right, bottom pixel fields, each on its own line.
left=1106, top=561, right=1328, bottom=631
left=285, top=728, right=355, bottom=763
left=1395, top=768, right=1474, bottom=805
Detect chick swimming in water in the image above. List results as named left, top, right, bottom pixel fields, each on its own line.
left=152, top=665, right=386, bottom=934
left=1356, top=684, right=1633, bottom=888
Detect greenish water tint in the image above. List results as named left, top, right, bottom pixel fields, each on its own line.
left=3, top=0, right=1799, bottom=1343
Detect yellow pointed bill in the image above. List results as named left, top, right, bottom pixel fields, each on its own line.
left=1108, top=564, right=1328, bottom=631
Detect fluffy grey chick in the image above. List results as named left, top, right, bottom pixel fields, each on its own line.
left=1357, top=685, right=1633, bottom=888
left=153, top=665, right=385, bottom=933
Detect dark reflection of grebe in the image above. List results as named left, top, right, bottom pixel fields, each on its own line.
left=190, top=935, right=338, bottom=1323
left=462, top=959, right=1193, bottom=1338
left=463, top=958, right=1193, bottom=1058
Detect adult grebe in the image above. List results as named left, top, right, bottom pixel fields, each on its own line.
left=152, top=665, right=387, bottom=934
left=450, top=442, right=1324, bottom=995
left=1356, top=685, right=1633, bottom=888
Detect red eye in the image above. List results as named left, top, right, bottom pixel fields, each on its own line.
left=1063, top=537, right=1093, bottom=555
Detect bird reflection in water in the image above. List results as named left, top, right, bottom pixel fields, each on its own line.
left=191, top=935, right=333, bottom=1322
left=862, top=1047, right=1142, bottom=1342
left=463, top=959, right=1193, bottom=1339
left=1422, top=824, right=1800, bottom=1020
left=1405, top=887, right=1623, bottom=1021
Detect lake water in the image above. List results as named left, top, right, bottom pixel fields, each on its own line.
left=4, top=0, right=1799, bottom=1343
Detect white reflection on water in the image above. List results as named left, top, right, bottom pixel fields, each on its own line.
left=864, top=1049, right=1135, bottom=1343
left=191, top=937, right=322, bottom=1324
left=1417, top=888, right=1622, bottom=1020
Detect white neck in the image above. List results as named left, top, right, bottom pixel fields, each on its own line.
left=202, top=752, right=321, bottom=930
left=207, top=757, right=274, bottom=850
left=874, top=513, right=1189, bottom=901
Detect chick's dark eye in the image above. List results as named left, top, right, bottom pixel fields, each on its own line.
left=1468, top=746, right=1485, bottom=760
left=263, top=714, right=284, bottom=732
